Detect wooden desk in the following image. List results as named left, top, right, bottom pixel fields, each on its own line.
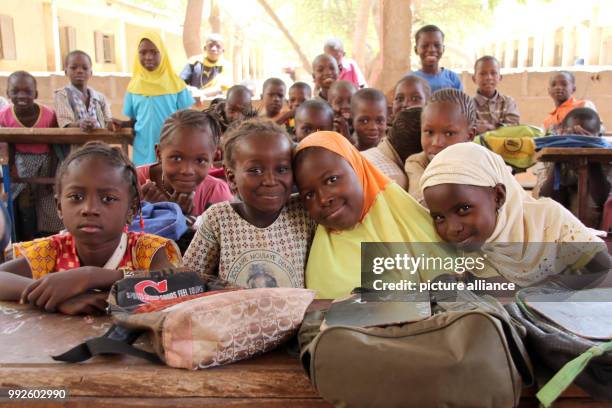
left=535, top=147, right=612, bottom=223
left=0, top=301, right=610, bottom=407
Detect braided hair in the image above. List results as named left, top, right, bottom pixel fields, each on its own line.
left=159, top=109, right=222, bottom=149
left=425, top=88, right=476, bottom=128
left=55, top=141, right=142, bottom=225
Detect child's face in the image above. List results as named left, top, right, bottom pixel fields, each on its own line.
left=392, top=81, right=427, bottom=116
left=421, top=102, right=475, bottom=162
left=8, top=76, right=37, bottom=110
left=138, top=39, right=161, bottom=71
left=58, top=156, right=134, bottom=248
left=312, top=56, right=339, bottom=90
left=65, top=54, right=92, bottom=88
left=353, top=99, right=387, bottom=150
left=424, top=183, right=505, bottom=251
left=415, top=31, right=444, bottom=69
left=328, top=87, right=354, bottom=120
left=473, top=59, right=501, bottom=97
left=226, top=132, right=293, bottom=216
left=288, top=87, right=309, bottom=111
left=155, top=127, right=216, bottom=195
left=224, top=91, right=252, bottom=123
left=295, top=148, right=364, bottom=230
left=204, top=40, right=223, bottom=62
left=261, top=84, right=285, bottom=117
left=295, top=108, right=334, bottom=142
left=548, top=73, right=575, bottom=106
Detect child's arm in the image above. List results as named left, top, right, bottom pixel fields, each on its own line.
left=502, top=97, right=520, bottom=126
left=274, top=109, right=294, bottom=125
left=0, top=257, right=34, bottom=301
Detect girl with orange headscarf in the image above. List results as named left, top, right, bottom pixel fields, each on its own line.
left=120, top=32, right=194, bottom=165
left=294, top=131, right=444, bottom=299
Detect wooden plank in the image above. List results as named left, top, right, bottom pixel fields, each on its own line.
left=536, top=148, right=612, bottom=163
left=0, top=128, right=133, bottom=146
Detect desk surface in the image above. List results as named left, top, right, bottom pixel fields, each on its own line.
left=0, top=128, right=133, bottom=146
left=0, top=301, right=610, bottom=407
left=536, top=147, right=612, bottom=162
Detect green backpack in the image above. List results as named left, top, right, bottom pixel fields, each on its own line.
left=474, top=125, right=544, bottom=171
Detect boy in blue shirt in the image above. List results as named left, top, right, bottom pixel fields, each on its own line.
left=412, top=25, right=463, bottom=92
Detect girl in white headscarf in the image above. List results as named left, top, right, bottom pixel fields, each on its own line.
left=420, top=142, right=608, bottom=286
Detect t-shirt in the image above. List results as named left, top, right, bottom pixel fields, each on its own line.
left=123, top=89, right=195, bottom=166
left=543, top=96, right=596, bottom=134
left=183, top=195, right=315, bottom=288
left=0, top=104, right=57, bottom=153
left=361, top=139, right=407, bottom=189
left=338, top=58, right=367, bottom=88
left=404, top=151, right=429, bottom=205
left=412, top=68, right=463, bottom=92
left=137, top=164, right=233, bottom=216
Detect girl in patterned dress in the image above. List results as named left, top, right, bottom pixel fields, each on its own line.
left=0, top=142, right=181, bottom=314
left=184, top=119, right=315, bottom=288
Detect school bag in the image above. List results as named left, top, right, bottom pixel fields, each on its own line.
left=54, top=268, right=315, bottom=370
left=506, top=284, right=612, bottom=406
left=298, top=290, right=534, bottom=408
left=128, top=201, right=187, bottom=241
left=474, top=125, right=544, bottom=170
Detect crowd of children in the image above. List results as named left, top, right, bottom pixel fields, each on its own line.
left=0, top=23, right=609, bottom=314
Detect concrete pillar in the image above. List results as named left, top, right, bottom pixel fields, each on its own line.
left=562, top=25, right=576, bottom=66
left=542, top=29, right=555, bottom=67
left=517, top=36, right=528, bottom=68
left=588, top=26, right=602, bottom=65
left=533, top=32, right=544, bottom=68
left=374, top=0, right=412, bottom=93
left=42, top=1, right=60, bottom=72
left=118, top=20, right=128, bottom=73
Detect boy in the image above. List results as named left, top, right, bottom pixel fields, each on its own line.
left=392, top=75, right=431, bottom=118
left=312, top=54, right=339, bottom=101
left=362, top=107, right=423, bottom=190
left=259, top=78, right=286, bottom=121
left=294, top=100, right=334, bottom=142
left=543, top=71, right=596, bottom=134
left=328, top=80, right=357, bottom=121
left=206, top=85, right=254, bottom=133
left=472, top=56, right=520, bottom=134
left=534, top=108, right=609, bottom=228
left=351, top=88, right=387, bottom=151
left=180, top=33, right=231, bottom=97
left=323, top=38, right=367, bottom=89
left=281, top=82, right=312, bottom=135
left=412, top=25, right=462, bottom=92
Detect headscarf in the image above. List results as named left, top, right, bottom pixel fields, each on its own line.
left=295, top=131, right=444, bottom=299
left=420, top=143, right=604, bottom=285
left=295, top=131, right=389, bottom=221
left=127, top=31, right=186, bottom=97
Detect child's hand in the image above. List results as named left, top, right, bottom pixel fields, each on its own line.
left=333, top=116, right=352, bottom=142
left=107, top=120, right=120, bottom=132
left=56, top=292, right=108, bottom=315
left=111, top=118, right=126, bottom=129
left=79, top=118, right=97, bottom=132
left=141, top=181, right=168, bottom=203
left=20, top=268, right=93, bottom=312
left=171, top=191, right=194, bottom=215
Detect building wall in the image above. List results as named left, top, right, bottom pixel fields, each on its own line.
left=0, top=1, right=48, bottom=72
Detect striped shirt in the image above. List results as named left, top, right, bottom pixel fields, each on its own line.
left=473, top=90, right=520, bottom=128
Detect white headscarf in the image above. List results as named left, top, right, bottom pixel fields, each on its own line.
left=420, top=143, right=605, bottom=285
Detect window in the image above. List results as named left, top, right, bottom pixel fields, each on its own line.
left=94, top=31, right=115, bottom=64
left=0, top=15, right=16, bottom=60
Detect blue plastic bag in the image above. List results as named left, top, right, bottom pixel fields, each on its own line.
left=129, top=201, right=187, bottom=241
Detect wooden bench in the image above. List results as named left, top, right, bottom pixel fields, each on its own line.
left=0, top=300, right=609, bottom=407
left=535, top=147, right=612, bottom=224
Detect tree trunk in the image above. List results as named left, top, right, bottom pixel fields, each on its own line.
left=257, top=0, right=312, bottom=74
left=183, top=0, right=204, bottom=58
left=352, top=0, right=375, bottom=69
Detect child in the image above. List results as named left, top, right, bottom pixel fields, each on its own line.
left=0, top=71, right=63, bottom=240
left=405, top=88, right=476, bottom=205
left=351, top=88, right=387, bottom=151
left=362, top=107, right=423, bottom=190
left=412, top=25, right=463, bottom=92
left=183, top=119, right=315, bottom=288
left=472, top=56, right=520, bottom=134
left=54, top=50, right=115, bottom=131
left=119, top=31, right=195, bottom=166
left=206, top=85, right=255, bottom=134
left=533, top=108, right=610, bottom=228
left=180, top=33, right=231, bottom=97
left=543, top=71, right=596, bottom=134
left=328, top=80, right=357, bottom=141
left=285, top=82, right=312, bottom=135
left=0, top=141, right=181, bottom=314
left=312, top=54, right=339, bottom=101
left=420, top=142, right=607, bottom=286
left=294, top=131, right=442, bottom=299
left=392, top=75, right=431, bottom=118
left=259, top=77, right=286, bottom=121
left=137, top=109, right=233, bottom=221
left=294, top=100, right=335, bottom=142
left=323, top=37, right=367, bottom=89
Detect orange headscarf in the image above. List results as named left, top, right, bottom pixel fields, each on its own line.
left=295, top=131, right=390, bottom=221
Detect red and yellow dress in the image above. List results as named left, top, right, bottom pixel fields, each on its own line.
left=14, top=232, right=181, bottom=279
